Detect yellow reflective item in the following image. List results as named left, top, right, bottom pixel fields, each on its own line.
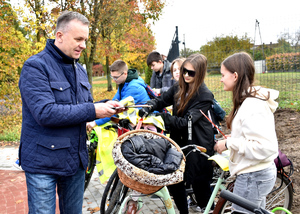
left=94, top=123, right=118, bottom=183
left=142, top=113, right=165, bottom=131
left=208, top=150, right=230, bottom=171
left=119, top=96, right=135, bottom=107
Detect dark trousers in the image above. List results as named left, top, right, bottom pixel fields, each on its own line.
left=168, top=181, right=189, bottom=214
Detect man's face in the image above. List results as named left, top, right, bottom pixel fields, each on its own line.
left=55, top=20, right=89, bottom=59
left=150, top=61, right=163, bottom=72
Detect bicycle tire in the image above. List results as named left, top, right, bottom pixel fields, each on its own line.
left=84, top=142, right=96, bottom=191
left=265, top=173, right=293, bottom=212
left=100, top=169, right=129, bottom=214
left=213, top=173, right=293, bottom=214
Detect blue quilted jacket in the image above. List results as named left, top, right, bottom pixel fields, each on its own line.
left=18, top=39, right=96, bottom=176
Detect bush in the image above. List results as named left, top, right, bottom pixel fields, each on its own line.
left=266, top=52, right=300, bottom=71
left=144, top=66, right=152, bottom=85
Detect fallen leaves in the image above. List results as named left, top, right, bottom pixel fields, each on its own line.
left=15, top=199, right=24, bottom=204
left=87, top=207, right=100, bottom=213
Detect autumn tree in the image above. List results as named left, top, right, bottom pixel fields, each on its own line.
left=78, top=0, right=164, bottom=91
left=180, top=48, right=197, bottom=58
left=121, top=24, right=156, bottom=72
left=200, top=34, right=252, bottom=69
left=11, top=0, right=164, bottom=93
left=0, top=0, right=37, bottom=140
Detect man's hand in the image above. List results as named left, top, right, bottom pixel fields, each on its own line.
left=106, top=100, right=127, bottom=114
left=94, top=101, right=125, bottom=118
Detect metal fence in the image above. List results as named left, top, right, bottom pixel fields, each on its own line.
left=205, top=61, right=300, bottom=111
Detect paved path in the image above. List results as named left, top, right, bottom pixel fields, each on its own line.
left=0, top=146, right=200, bottom=214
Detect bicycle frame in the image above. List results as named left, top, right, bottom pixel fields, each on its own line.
left=181, top=145, right=232, bottom=214
left=220, top=189, right=292, bottom=214
left=204, top=170, right=228, bottom=214
left=118, top=186, right=176, bottom=214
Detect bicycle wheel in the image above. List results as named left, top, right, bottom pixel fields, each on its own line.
left=265, top=173, right=293, bottom=212
left=213, top=173, right=293, bottom=214
left=84, top=140, right=97, bottom=191
left=100, top=169, right=129, bottom=214
left=213, top=182, right=234, bottom=214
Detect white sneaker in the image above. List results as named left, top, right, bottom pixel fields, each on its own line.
left=13, top=159, right=23, bottom=170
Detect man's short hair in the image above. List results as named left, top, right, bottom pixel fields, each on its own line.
left=109, top=60, right=128, bottom=73
left=56, top=11, right=89, bottom=33
left=147, top=51, right=162, bottom=66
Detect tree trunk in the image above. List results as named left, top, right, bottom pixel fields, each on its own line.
left=106, top=55, right=112, bottom=91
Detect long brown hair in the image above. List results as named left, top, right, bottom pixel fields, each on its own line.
left=222, top=52, right=263, bottom=129
left=175, top=54, right=207, bottom=115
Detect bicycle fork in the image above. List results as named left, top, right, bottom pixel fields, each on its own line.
left=118, top=186, right=176, bottom=214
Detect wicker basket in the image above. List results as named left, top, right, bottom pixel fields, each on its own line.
left=112, top=129, right=186, bottom=195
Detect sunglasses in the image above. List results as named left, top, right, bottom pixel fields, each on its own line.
left=183, top=67, right=196, bottom=77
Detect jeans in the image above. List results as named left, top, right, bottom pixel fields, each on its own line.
left=232, top=163, right=277, bottom=214
left=25, top=166, right=85, bottom=214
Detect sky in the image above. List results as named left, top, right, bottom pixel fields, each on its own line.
left=151, top=0, right=300, bottom=55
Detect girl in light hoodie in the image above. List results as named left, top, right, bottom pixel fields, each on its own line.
left=214, top=52, right=278, bottom=213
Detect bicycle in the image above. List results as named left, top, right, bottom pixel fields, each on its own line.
left=100, top=141, right=229, bottom=214
left=84, top=118, right=133, bottom=192
left=86, top=106, right=294, bottom=213
left=219, top=189, right=292, bottom=214
left=214, top=156, right=294, bottom=214
left=84, top=129, right=98, bottom=191
left=100, top=141, right=294, bottom=214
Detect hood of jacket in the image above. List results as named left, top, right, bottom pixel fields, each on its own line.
left=118, top=69, right=139, bottom=93
left=163, top=60, right=171, bottom=74
left=251, top=86, right=279, bottom=113
left=125, top=69, right=139, bottom=82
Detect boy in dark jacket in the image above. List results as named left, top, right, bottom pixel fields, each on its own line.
left=147, top=51, right=173, bottom=95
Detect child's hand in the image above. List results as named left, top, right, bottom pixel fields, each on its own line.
left=214, top=139, right=228, bottom=154
left=86, top=121, right=96, bottom=132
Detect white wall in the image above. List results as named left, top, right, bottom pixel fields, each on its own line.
left=254, top=60, right=266, bottom=73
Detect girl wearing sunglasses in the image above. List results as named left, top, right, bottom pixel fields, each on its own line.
left=139, top=53, right=215, bottom=213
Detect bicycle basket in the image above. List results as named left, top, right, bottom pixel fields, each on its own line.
left=112, top=129, right=186, bottom=194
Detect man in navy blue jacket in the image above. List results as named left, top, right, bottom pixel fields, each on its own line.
left=18, top=11, right=123, bottom=214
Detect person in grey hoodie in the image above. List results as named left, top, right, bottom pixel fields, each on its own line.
left=147, top=51, right=172, bottom=95
left=214, top=52, right=278, bottom=214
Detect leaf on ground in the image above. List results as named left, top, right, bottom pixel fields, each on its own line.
left=87, top=207, right=100, bottom=213
left=16, top=199, right=24, bottom=204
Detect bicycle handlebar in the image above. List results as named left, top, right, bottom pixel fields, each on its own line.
left=181, top=144, right=210, bottom=158
left=219, top=190, right=270, bottom=214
